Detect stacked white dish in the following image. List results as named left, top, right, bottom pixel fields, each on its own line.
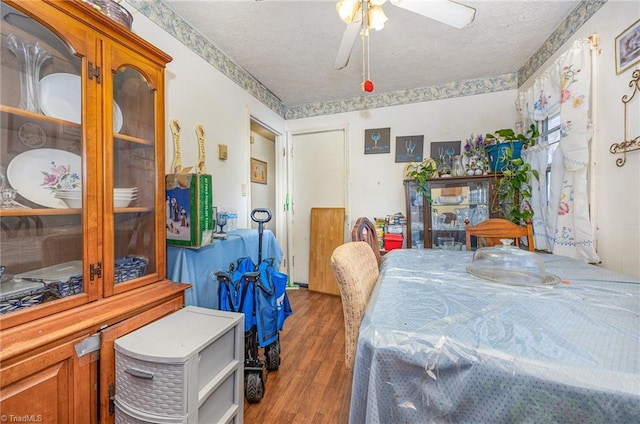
left=54, top=189, right=82, bottom=208
left=54, top=187, right=138, bottom=208
left=114, top=187, right=137, bottom=208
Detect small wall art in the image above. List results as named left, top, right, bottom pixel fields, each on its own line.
left=616, top=18, right=640, bottom=74
left=364, top=127, right=391, bottom=154
left=395, top=135, right=424, bottom=163
left=430, top=140, right=461, bottom=162
left=251, top=158, right=267, bottom=184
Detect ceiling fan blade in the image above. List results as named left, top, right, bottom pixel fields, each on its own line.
left=391, top=0, right=476, bottom=29
left=334, top=15, right=363, bottom=70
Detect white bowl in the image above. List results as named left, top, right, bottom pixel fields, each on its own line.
left=61, top=197, right=82, bottom=208
left=55, top=193, right=81, bottom=199
left=114, top=198, right=132, bottom=208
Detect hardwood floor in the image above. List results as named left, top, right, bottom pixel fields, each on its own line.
left=243, top=288, right=349, bottom=423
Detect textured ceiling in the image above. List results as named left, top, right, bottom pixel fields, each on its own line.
left=164, top=0, right=581, bottom=108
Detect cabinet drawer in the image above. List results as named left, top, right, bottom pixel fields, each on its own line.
left=115, top=399, right=196, bottom=423
left=115, top=351, right=191, bottom=418
left=114, top=368, right=241, bottom=424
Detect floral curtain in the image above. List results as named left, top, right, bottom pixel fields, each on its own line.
left=518, top=39, right=600, bottom=263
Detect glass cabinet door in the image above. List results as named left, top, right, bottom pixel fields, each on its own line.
left=0, top=1, right=91, bottom=317
left=405, top=180, right=424, bottom=249
left=106, top=64, right=158, bottom=296
left=429, top=179, right=490, bottom=249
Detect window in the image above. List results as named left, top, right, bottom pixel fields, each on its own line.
left=539, top=113, right=562, bottom=199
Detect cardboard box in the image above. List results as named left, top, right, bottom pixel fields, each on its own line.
left=166, top=173, right=214, bottom=248
left=384, top=234, right=403, bottom=251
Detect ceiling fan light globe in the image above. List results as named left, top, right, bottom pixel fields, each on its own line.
left=336, top=0, right=360, bottom=24
left=368, top=5, right=388, bottom=31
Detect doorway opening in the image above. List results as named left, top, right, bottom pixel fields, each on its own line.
left=249, top=119, right=278, bottom=233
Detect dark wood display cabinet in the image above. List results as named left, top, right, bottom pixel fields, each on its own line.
left=404, top=175, right=501, bottom=249
left=0, top=1, right=189, bottom=423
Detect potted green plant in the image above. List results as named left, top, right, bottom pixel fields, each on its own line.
left=407, top=159, right=439, bottom=205
left=485, top=124, right=540, bottom=224
left=485, top=124, right=539, bottom=172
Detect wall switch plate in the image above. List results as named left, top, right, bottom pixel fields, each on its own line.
left=241, top=183, right=247, bottom=197
left=218, top=144, right=228, bottom=160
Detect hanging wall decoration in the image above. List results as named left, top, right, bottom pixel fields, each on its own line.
left=429, top=140, right=461, bottom=178
left=615, top=18, right=640, bottom=74
left=364, top=127, right=390, bottom=154
left=395, top=135, right=424, bottom=163
left=610, top=69, right=639, bottom=167
left=251, top=158, right=268, bottom=184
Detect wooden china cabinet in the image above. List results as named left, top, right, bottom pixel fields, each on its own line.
left=404, top=175, right=501, bottom=249
left=0, top=1, right=189, bottom=423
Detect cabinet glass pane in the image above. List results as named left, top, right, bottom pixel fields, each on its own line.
left=0, top=1, right=85, bottom=314
left=407, top=182, right=424, bottom=248
left=112, top=67, right=156, bottom=284
left=430, top=180, right=490, bottom=249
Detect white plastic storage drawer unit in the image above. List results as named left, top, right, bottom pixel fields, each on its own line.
left=114, top=306, right=244, bottom=424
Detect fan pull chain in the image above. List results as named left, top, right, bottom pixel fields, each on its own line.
left=367, top=29, right=371, bottom=81
left=360, top=1, right=373, bottom=93
left=362, top=27, right=374, bottom=92
left=361, top=26, right=365, bottom=85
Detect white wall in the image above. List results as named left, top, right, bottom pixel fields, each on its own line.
left=287, top=90, right=519, bottom=229
left=520, top=0, right=640, bottom=279
left=125, top=2, right=286, bottom=230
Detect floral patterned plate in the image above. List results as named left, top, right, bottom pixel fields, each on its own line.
left=7, top=148, right=81, bottom=208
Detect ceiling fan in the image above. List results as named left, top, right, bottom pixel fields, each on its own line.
left=334, top=0, right=476, bottom=70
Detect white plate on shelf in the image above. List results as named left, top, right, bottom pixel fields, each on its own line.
left=436, top=195, right=465, bottom=205
left=15, top=260, right=82, bottom=283
left=7, top=148, right=82, bottom=209
left=40, top=73, right=123, bottom=132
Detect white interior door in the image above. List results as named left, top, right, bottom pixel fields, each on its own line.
left=291, top=129, right=346, bottom=285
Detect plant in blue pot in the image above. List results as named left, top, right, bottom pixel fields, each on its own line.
left=484, top=124, right=539, bottom=172
left=485, top=124, right=540, bottom=224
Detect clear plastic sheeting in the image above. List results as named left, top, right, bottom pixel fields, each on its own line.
left=350, top=249, right=640, bottom=424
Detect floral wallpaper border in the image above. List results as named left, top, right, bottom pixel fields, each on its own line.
left=128, top=0, right=606, bottom=120
left=518, top=0, right=606, bottom=86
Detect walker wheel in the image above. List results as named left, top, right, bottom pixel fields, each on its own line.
left=245, top=371, right=264, bottom=403
left=265, top=339, right=281, bottom=371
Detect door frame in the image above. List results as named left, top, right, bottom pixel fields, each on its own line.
left=245, top=111, right=286, bottom=270
left=287, top=125, right=349, bottom=285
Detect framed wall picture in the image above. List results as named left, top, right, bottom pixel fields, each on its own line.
left=364, top=127, right=391, bottom=154
left=430, top=140, right=461, bottom=161
left=395, top=135, right=424, bottom=163
left=251, top=158, right=267, bottom=184
left=615, top=18, right=640, bottom=74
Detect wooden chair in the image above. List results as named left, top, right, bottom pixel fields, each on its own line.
left=465, top=218, right=535, bottom=251
left=330, top=241, right=380, bottom=370
left=350, top=217, right=381, bottom=267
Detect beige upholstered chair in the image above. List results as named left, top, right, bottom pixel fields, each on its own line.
left=350, top=217, right=382, bottom=268
left=465, top=218, right=535, bottom=251
left=330, top=241, right=380, bottom=369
